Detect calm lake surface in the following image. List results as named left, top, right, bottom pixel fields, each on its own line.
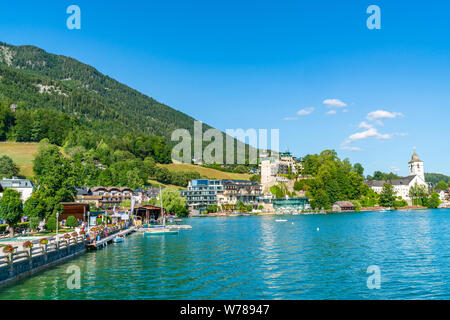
left=1, top=209, right=450, bottom=300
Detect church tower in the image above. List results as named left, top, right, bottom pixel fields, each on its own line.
left=408, top=149, right=424, bottom=181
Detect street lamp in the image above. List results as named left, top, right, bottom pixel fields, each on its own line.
left=56, top=212, right=59, bottom=249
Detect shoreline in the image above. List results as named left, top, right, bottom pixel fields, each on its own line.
left=189, top=206, right=450, bottom=217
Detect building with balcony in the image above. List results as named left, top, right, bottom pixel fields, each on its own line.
left=181, top=179, right=223, bottom=210
left=181, top=179, right=263, bottom=211
left=75, top=186, right=133, bottom=209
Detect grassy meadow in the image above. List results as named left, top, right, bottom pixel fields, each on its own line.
left=0, top=142, right=39, bottom=177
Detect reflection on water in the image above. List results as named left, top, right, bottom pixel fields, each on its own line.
left=1, top=209, right=450, bottom=300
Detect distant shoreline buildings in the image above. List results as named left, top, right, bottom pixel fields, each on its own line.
left=260, top=151, right=302, bottom=193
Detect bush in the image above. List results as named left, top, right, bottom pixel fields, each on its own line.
left=66, top=216, right=78, bottom=228
left=351, top=200, right=362, bottom=212
left=394, top=199, right=408, bottom=208
left=30, top=217, right=41, bottom=230
left=45, top=216, right=57, bottom=231
left=360, top=197, right=378, bottom=207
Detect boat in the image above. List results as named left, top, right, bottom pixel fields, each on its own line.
left=275, top=219, right=288, bottom=222
left=142, top=187, right=179, bottom=236
left=112, top=235, right=124, bottom=243
left=143, top=227, right=179, bottom=235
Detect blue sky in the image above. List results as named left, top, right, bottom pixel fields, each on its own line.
left=1, top=0, right=449, bottom=176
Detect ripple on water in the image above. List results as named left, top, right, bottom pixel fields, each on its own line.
left=2, top=210, right=450, bottom=299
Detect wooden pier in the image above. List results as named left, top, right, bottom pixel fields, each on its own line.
left=86, top=226, right=137, bottom=250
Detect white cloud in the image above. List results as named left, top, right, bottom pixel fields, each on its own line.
left=297, top=107, right=314, bottom=116
left=326, top=110, right=337, bottom=115
left=358, top=121, right=373, bottom=129
left=323, top=98, right=347, bottom=108
left=344, top=127, right=392, bottom=144
left=341, top=146, right=362, bottom=151
left=341, top=109, right=407, bottom=152
left=283, top=117, right=297, bottom=121
left=366, top=110, right=404, bottom=122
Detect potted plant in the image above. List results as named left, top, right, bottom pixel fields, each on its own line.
left=3, top=245, right=15, bottom=264
left=72, top=231, right=79, bottom=242
left=22, top=241, right=33, bottom=257
left=39, top=238, right=48, bottom=253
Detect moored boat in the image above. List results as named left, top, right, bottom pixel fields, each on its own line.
left=143, top=227, right=179, bottom=235
left=112, top=235, right=124, bottom=243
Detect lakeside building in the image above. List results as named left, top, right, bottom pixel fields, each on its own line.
left=0, top=177, right=34, bottom=202
left=181, top=179, right=223, bottom=210
left=75, top=186, right=133, bottom=209
left=132, top=187, right=161, bottom=204
left=181, top=179, right=262, bottom=211
left=272, top=197, right=310, bottom=214
left=260, top=151, right=302, bottom=193
left=332, top=201, right=355, bottom=213
left=218, top=180, right=262, bottom=207
left=60, top=202, right=90, bottom=221
left=437, top=188, right=450, bottom=206
left=365, top=150, right=428, bottom=204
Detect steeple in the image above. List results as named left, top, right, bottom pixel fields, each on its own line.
left=409, top=147, right=422, bottom=163
left=408, top=148, right=424, bottom=180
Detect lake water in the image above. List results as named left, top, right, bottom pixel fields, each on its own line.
left=1, top=209, right=450, bottom=300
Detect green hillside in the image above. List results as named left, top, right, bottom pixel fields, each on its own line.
left=0, top=42, right=204, bottom=140
left=0, top=142, right=39, bottom=177
left=0, top=42, right=258, bottom=164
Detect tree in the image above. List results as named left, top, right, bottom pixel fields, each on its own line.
left=236, top=200, right=246, bottom=212
left=353, top=163, right=364, bottom=177
left=409, top=183, right=429, bottom=206
left=425, top=192, right=441, bottom=209
left=310, top=189, right=329, bottom=210
left=270, top=185, right=285, bottom=198
left=29, top=217, right=41, bottom=231
left=159, top=188, right=188, bottom=217
left=367, top=171, right=401, bottom=181
left=0, top=155, right=20, bottom=178
left=436, top=181, right=448, bottom=191
left=66, top=216, right=78, bottom=228
left=379, top=183, right=396, bottom=207
left=0, top=189, right=24, bottom=237
left=207, top=204, right=219, bottom=213
left=24, top=191, right=48, bottom=220
left=33, top=141, right=77, bottom=216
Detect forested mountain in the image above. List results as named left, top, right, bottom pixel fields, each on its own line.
left=0, top=42, right=206, bottom=140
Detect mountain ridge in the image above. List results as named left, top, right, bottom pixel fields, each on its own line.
left=0, top=41, right=212, bottom=142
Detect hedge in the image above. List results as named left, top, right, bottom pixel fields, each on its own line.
left=0, top=222, right=30, bottom=232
